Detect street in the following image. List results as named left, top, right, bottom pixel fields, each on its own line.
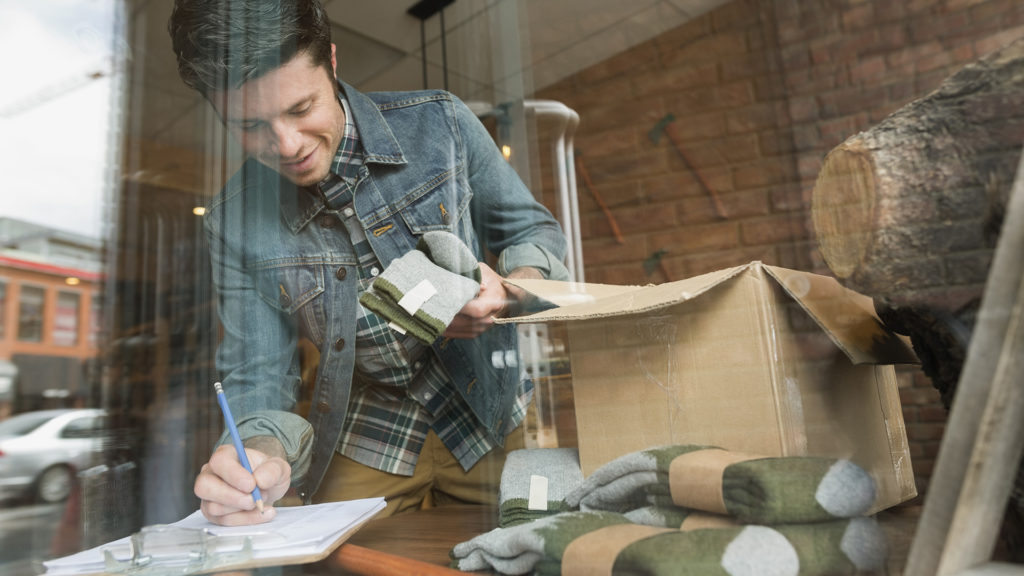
left=0, top=501, right=68, bottom=576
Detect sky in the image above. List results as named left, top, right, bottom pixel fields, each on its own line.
left=0, top=0, right=118, bottom=239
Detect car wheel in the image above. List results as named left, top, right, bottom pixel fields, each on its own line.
left=36, top=465, right=73, bottom=503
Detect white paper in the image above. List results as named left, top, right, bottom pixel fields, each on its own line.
left=43, top=497, right=386, bottom=575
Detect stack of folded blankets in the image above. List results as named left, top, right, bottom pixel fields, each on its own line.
left=359, top=231, right=482, bottom=344
left=451, top=445, right=889, bottom=575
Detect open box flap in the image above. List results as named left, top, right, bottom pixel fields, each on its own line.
left=763, top=264, right=919, bottom=365
left=497, top=263, right=750, bottom=323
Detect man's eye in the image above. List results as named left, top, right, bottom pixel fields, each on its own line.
left=240, top=122, right=261, bottom=131
left=292, top=105, right=311, bottom=116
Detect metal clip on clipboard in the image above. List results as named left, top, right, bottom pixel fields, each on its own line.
left=101, top=524, right=285, bottom=576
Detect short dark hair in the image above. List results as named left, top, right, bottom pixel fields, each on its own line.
left=168, top=0, right=333, bottom=96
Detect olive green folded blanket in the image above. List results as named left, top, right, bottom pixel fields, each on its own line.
left=565, top=445, right=877, bottom=525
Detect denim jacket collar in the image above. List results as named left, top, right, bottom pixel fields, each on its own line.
left=277, top=81, right=409, bottom=234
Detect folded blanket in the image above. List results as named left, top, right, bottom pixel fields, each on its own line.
left=565, top=445, right=876, bottom=524
left=451, top=510, right=887, bottom=575
left=359, top=231, right=481, bottom=344
left=499, top=448, right=583, bottom=527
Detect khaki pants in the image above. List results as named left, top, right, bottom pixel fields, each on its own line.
left=312, top=427, right=525, bottom=518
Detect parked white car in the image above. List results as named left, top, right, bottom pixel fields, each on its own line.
left=0, top=409, right=107, bottom=503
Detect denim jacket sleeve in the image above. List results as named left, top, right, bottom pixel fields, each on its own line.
left=204, top=188, right=314, bottom=486
left=454, top=95, right=571, bottom=281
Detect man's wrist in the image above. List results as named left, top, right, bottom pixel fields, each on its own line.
left=501, top=267, right=543, bottom=317
left=244, top=436, right=287, bottom=461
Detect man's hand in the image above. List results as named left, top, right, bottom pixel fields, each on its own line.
left=194, top=439, right=291, bottom=526
left=444, top=264, right=541, bottom=339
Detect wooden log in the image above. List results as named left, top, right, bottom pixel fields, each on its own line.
left=811, top=37, right=1024, bottom=313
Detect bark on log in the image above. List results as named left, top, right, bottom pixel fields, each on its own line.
left=811, top=37, right=1024, bottom=313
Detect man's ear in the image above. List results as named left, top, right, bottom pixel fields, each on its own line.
left=330, top=43, right=338, bottom=78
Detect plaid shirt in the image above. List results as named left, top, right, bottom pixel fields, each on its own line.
left=312, top=97, right=528, bottom=476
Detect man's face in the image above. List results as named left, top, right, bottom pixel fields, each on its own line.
left=211, top=46, right=344, bottom=187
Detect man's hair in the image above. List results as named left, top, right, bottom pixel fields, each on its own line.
left=168, top=0, right=333, bottom=96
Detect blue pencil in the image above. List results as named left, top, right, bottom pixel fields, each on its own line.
left=214, top=381, right=264, bottom=513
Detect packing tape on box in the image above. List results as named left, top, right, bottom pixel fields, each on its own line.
left=562, top=524, right=675, bottom=576
left=669, top=448, right=764, bottom=515
left=679, top=512, right=740, bottom=531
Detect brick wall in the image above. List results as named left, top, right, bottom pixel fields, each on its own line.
left=536, top=0, right=1024, bottom=494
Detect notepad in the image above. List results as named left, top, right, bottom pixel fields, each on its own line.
left=44, top=497, right=387, bottom=575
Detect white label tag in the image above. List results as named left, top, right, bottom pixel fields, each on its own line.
left=388, top=322, right=407, bottom=335
left=397, top=279, right=438, bottom=315
left=528, top=475, right=549, bottom=511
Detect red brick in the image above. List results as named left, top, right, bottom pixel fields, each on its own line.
left=575, top=126, right=639, bottom=159
left=913, top=458, right=936, bottom=477
left=592, top=203, right=679, bottom=238
left=902, top=405, right=919, bottom=424
left=733, top=159, right=794, bottom=190
left=973, top=26, right=1024, bottom=58
left=711, top=0, right=763, bottom=32
left=917, top=49, right=955, bottom=73
left=770, top=181, right=809, bottom=212
left=781, top=45, right=811, bottom=70
left=678, top=189, right=770, bottom=225
left=632, top=61, right=719, bottom=98
left=581, top=237, right=650, bottom=266
left=678, top=246, right=777, bottom=277
left=919, top=405, right=950, bottom=422
left=741, top=214, right=810, bottom=245
left=553, top=76, right=633, bottom=110
left=760, top=131, right=797, bottom=156
left=579, top=43, right=662, bottom=86
left=907, top=423, right=946, bottom=442
left=788, top=95, right=819, bottom=122
left=668, top=81, right=756, bottom=115
left=654, top=18, right=711, bottom=57
left=726, top=103, right=783, bottom=134
left=790, top=126, right=823, bottom=152
left=842, top=3, right=874, bottom=30
left=900, top=387, right=942, bottom=406
left=895, top=367, right=917, bottom=389
left=849, top=55, right=887, bottom=83
left=579, top=96, right=668, bottom=134
left=797, top=155, right=822, bottom=180
left=588, top=263, right=649, bottom=286
left=675, top=134, right=760, bottom=169
left=649, top=221, right=740, bottom=253
left=662, top=30, right=751, bottom=67
left=720, top=54, right=772, bottom=81
left=665, top=111, right=728, bottom=141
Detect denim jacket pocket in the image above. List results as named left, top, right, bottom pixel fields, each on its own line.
left=253, top=262, right=325, bottom=315
left=398, top=173, right=474, bottom=236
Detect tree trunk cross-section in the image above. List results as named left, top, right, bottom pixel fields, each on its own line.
left=812, top=37, right=1024, bottom=312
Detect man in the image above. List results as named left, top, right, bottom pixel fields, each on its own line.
left=168, top=0, right=569, bottom=525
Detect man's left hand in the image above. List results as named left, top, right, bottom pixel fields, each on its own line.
left=444, top=264, right=540, bottom=338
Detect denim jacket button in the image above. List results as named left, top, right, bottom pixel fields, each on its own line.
left=334, top=338, right=346, bottom=351
left=279, top=293, right=291, bottom=308
left=320, top=214, right=335, bottom=228
left=316, top=401, right=330, bottom=413
left=335, top=267, right=347, bottom=281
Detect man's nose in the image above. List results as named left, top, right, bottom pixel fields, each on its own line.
left=269, top=122, right=302, bottom=158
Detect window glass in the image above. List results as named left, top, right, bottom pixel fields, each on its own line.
left=0, top=280, right=6, bottom=339
left=54, top=291, right=81, bottom=346
left=1, top=0, right=1023, bottom=572
left=17, top=285, right=45, bottom=343
left=60, top=415, right=98, bottom=438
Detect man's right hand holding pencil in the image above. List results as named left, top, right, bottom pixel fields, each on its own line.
left=195, top=437, right=292, bottom=526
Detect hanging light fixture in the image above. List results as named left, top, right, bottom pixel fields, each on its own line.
left=407, top=0, right=456, bottom=90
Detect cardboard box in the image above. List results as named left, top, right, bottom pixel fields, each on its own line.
left=500, top=261, right=919, bottom=512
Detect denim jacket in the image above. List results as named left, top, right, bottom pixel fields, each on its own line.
left=204, top=81, right=569, bottom=502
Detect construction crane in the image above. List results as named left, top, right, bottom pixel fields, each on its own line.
left=0, top=69, right=108, bottom=118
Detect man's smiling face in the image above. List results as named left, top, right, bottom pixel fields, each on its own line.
left=211, top=46, right=344, bottom=187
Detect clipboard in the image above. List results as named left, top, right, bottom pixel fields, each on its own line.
left=43, top=497, right=387, bottom=576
